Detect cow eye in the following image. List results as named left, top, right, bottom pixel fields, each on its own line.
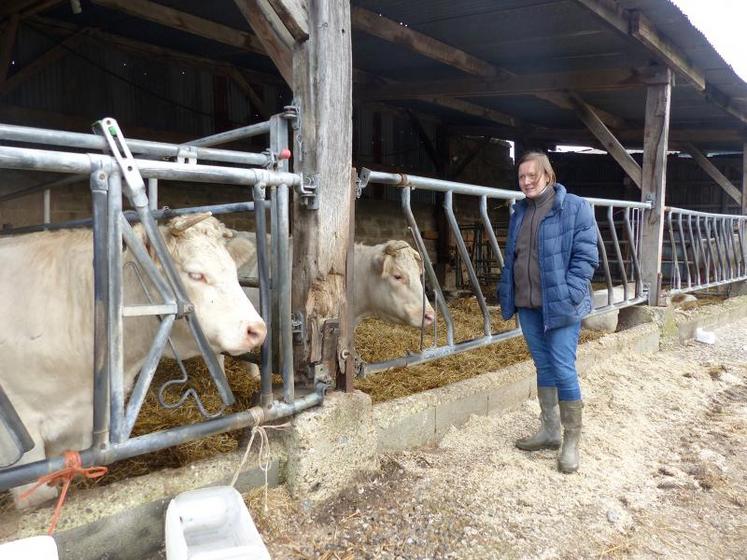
left=393, top=273, right=403, bottom=281
left=188, top=272, right=205, bottom=282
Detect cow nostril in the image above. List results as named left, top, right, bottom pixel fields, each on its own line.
left=423, top=312, right=435, bottom=324
left=246, top=322, right=267, bottom=346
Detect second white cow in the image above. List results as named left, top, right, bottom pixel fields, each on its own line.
left=239, top=236, right=435, bottom=328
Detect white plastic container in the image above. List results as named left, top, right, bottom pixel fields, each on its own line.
left=694, top=327, right=716, bottom=345
left=0, top=535, right=59, bottom=559
left=164, top=486, right=271, bottom=560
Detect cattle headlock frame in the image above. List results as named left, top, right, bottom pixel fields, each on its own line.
left=0, top=110, right=327, bottom=491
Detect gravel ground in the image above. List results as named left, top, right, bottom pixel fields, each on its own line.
left=244, top=316, right=747, bottom=559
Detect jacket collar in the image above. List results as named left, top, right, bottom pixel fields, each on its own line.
left=517, top=183, right=567, bottom=212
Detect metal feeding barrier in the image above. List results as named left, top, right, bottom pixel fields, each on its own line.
left=664, top=207, right=747, bottom=294
left=356, top=168, right=653, bottom=378
left=0, top=110, right=324, bottom=491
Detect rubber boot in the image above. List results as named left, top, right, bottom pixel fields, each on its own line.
left=515, top=387, right=561, bottom=451
left=558, top=400, right=583, bottom=473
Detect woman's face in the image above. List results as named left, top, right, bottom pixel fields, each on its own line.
left=518, top=160, right=550, bottom=199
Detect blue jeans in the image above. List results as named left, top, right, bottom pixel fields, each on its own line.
left=517, top=307, right=582, bottom=401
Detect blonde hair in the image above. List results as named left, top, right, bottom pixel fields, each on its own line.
left=517, top=151, right=556, bottom=186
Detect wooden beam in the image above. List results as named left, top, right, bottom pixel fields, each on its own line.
left=0, top=0, right=40, bottom=19
left=357, top=67, right=668, bottom=101
left=573, top=0, right=705, bottom=91
left=353, top=67, right=522, bottom=128
left=629, top=10, right=705, bottom=91
left=407, top=109, right=444, bottom=175
left=90, top=0, right=265, bottom=54
left=640, top=68, right=672, bottom=306
left=422, top=95, right=520, bottom=128
left=0, top=30, right=84, bottom=96
left=0, top=14, right=20, bottom=88
left=291, top=0, right=353, bottom=386
left=234, top=0, right=294, bottom=85
left=351, top=6, right=625, bottom=127
left=534, top=91, right=628, bottom=129
left=351, top=6, right=503, bottom=79
left=683, top=142, right=742, bottom=204
left=567, top=93, right=642, bottom=189
left=227, top=68, right=271, bottom=120
left=267, top=0, right=309, bottom=42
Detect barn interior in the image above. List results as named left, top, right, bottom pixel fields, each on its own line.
left=1, top=0, right=747, bottom=539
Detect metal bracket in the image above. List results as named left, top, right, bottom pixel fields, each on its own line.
left=176, top=145, right=198, bottom=165
left=307, top=362, right=330, bottom=385
left=356, top=168, right=371, bottom=198
left=291, top=311, right=307, bottom=351
left=296, top=174, right=319, bottom=210
left=285, top=102, right=303, bottom=164
left=262, top=149, right=278, bottom=170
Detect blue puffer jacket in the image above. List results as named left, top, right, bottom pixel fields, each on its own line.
left=499, top=183, right=599, bottom=331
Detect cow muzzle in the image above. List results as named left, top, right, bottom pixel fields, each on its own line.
left=244, top=319, right=267, bottom=350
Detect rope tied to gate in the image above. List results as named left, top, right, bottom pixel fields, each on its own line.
left=20, top=451, right=108, bottom=535
left=230, top=408, right=290, bottom=513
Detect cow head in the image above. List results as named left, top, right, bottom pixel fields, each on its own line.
left=160, top=213, right=266, bottom=355
left=369, top=240, right=435, bottom=328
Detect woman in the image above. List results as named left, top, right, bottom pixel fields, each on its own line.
left=498, top=151, right=598, bottom=473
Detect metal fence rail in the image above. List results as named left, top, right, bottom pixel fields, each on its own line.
left=664, top=207, right=747, bottom=294
left=357, top=168, right=652, bottom=377
left=0, top=113, right=320, bottom=491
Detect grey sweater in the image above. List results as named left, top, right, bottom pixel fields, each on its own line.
left=513, top=186, right=555, bottom=309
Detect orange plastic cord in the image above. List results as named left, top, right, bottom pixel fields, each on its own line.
left=19, top=451, right=108, bottom=534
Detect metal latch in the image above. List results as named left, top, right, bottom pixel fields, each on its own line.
left=296, top=174, right=320, bottom=210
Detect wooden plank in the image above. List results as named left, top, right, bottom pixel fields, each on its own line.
left=228, top=68, right=271, bottom=120
left=291, top=0, right=353, bottom=386
left=234, top=0, right=294, bottom=85
left=629, top=11, right=705, bottom=91
left=535, top=91, right=627, bottom=129
left=0, top=0, right=40, bottom=19
left=640, top=68, right=672, bottom=306
left=351, top=7, right=624, bottom=126
left=0, top=31, right=85, bottom=96
left=567, top=93, right=642, bottom=189
left=573, top=1, right=705, bottom=91
left=90, top=0, right=265, bottom=54
left=267, top=0, right=309, bottom=42
left=425, top=96, right=519, bottom=128
left=351, top=6, right=502, bottom=79
left=0, top=14, right=20, bottom=88
left=357, top=67, right=665, bottom=101
left=683, top=142, right=742, bottom=204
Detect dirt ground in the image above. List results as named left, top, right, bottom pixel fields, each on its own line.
left=241, top=316, right=747, bottom=560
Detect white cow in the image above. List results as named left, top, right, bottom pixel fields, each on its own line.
left=238, top=235, right=435, bottom=328
left=0, top=214, right=265, bottom=507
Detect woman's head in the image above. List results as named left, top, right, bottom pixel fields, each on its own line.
left=517, top=151, right=555, bottom=199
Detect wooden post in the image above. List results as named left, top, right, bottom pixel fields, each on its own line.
left=640, top=68, right=672, bottom=306
left=291, top=1, right=353, bottom=389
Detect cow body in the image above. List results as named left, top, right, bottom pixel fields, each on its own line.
left=0, top=216, right=265, bottom=507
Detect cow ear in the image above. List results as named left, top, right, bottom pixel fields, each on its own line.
left=226, top=235, right=256, bottom=268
